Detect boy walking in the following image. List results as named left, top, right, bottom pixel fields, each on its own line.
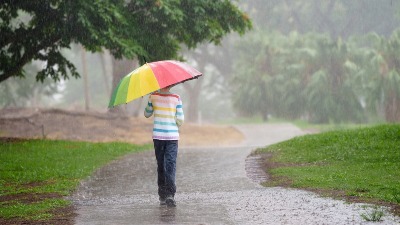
left=144, top=85, right=184, bottom=207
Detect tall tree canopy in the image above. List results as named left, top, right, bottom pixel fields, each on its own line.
left=226, top=0, right=400, bottom=123
left=0, top=0, right=251, bottom=83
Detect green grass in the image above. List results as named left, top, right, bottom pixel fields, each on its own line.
left=0, top=198, right=69, bottom=221
left=361, top=206, right=385, bottom=222
left=218, top=115, right=375, bottom=132
left=258, top=124, right=400, bottom=206
left=0, top=139, right=151, bottom=221
left=290, top=120, right=379, bottom=132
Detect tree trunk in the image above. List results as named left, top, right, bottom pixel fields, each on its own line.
left=130, top=97, right=144, bottom=117
left=260, top=81, right=269, bottom=122
left=183, top=64, right=205, bottom=123
left=108, top=58, right=139, bottom=115
left=385, top=92, right=400, bottom=122
left=261, top=113, right=269, bottom=121
left=100, top=50, right=112, bottom=97
left=185, top=83, right=201, bottom=122
left=81, top=46, right=90, bottom=111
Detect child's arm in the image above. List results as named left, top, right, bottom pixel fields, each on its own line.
left=144, top=95, right=154, bottom=118
left=175, top=97, right=184, bottom=127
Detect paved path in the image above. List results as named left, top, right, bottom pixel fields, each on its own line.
left=71, top=124, right=399, bottom=224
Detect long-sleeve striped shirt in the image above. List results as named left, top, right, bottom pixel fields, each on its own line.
left=144, top=91, right=184, bottom=140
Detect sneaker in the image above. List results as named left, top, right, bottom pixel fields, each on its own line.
left=159, top=197, right=166, bottom=206
left=165, top=196, right=176, bottom=207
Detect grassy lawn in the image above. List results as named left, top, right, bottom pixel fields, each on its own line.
left=0, top=139, right=151, bottom=222
left=257, top=124, right=400, bottom=214
left=219, top=115, right=377, bottom=132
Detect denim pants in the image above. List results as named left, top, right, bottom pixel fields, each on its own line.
left=153, top=139, right=178, bottom=198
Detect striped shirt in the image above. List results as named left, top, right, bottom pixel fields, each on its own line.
left=144, top=91, right=184, bottom=140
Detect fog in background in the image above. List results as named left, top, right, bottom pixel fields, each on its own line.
left=2, top=0, right=400, bottom=124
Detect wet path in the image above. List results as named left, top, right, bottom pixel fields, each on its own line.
left=71, top=124, right=399, bottom=224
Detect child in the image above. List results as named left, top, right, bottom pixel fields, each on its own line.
left=144, top=85, right=184, bottom=207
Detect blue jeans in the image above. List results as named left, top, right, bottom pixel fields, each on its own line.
left=153, top=139, right=178, bottom=198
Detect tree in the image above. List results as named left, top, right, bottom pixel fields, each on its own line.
left=231, top=31, right=285, bottom=121
left=108, top=0, right=252, bottom=117
left=1, top=1, right=132, bottom=83
left=180, top=43, right=232, bottom=122
left=375, top=30, right=400, bottom=122
left=231, top=31, right=365, bottom=123
left=229, top=0, right=400, bottom=123
left=303, top=35, right=364, bottom=123
left=352, top=31, right=400, bottom=122
left=0, top=0, right=251, bottom=85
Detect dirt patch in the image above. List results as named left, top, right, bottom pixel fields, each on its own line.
left=0, top=190, right=76, bottom=225
left=0, top=108, right=244, bottom=147
left=0, top=205, right=76, bottom=225
left=0, top=192, right=61, bottom=205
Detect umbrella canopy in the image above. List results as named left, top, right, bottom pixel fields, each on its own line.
left=108, top=60, right=202, bottom=107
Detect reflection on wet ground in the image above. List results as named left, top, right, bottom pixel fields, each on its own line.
left=158, top=207, right=176, bottom=223
left=71, top=124, right=400, bottom=225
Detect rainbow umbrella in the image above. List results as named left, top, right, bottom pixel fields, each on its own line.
left=108, top=60, right=202, bottom=107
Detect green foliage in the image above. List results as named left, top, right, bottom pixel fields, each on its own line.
left=232, top=31, right=288, bottom=120
left=0, top=0, right=251, bottom=83
left=232, top=28, right=400, bottom=123
left=0, top=139, right=150, bottom=220
left=361, top=206, right=385, bottom=222
left=348, top=30, right=400, bottom=122
left=230, top=0, right=400, bottom=123
left=304, top=36, right=364, bottom=123
left=258, top=124, right=400, bottom=206
left=232, top=31, right=363, bottom=123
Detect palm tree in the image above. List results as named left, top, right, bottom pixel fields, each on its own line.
left=303, top=34, right=364, bottom=123
left=232, top=31, right=366, bottom=123
left=355, top=31, right=400, bottom=122
left=232, top=31, right=286, bottom=121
